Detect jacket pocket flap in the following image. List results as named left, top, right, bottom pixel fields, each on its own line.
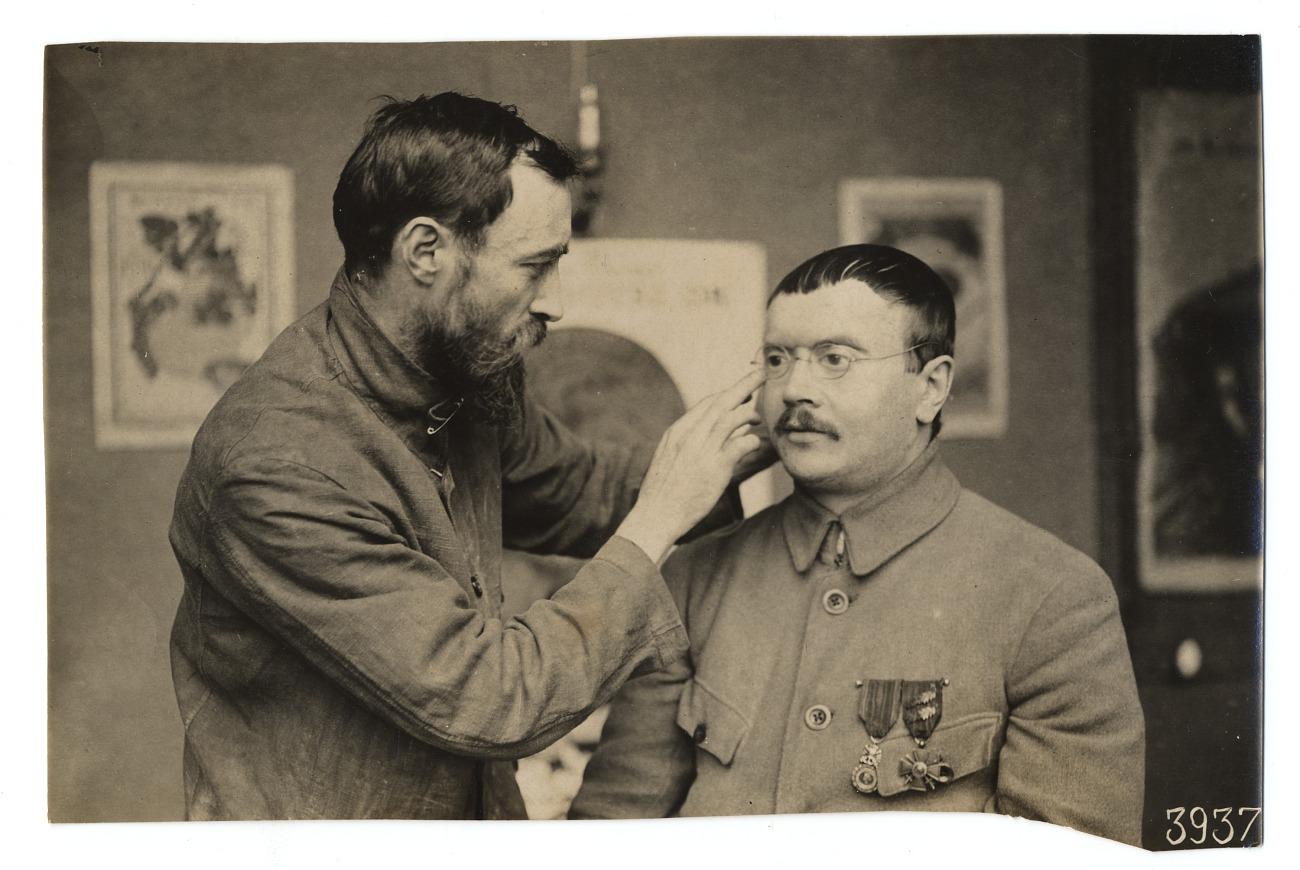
left=675, top=678, right=750, bottom=766
left=875, top=712, right=1002, bottom=798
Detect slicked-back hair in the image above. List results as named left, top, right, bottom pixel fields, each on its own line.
left=333, top=92, right=579, bottom=280
left=770, top=244, right=956, bottom=437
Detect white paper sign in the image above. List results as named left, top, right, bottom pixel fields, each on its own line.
left=554, top=238, right=778, bottom=512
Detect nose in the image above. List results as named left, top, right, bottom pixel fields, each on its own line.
left=780, top=355, right=820, bottom=407
left=530, top=271, right=564, bottom=323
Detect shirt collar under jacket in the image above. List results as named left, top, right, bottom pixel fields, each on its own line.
left=780, top=439, right=961, bottom=577
left=326, top=268, right=462, bottom=457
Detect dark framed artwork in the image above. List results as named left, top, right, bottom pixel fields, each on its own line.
left=1134, top=91, right=1263, bottom=594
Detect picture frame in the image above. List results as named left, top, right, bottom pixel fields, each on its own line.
left=1133, top=90, right=1263, bottom=594
left=89, top=162, right=295, bottom=449
left=838, top=177, right=1008, bottom=438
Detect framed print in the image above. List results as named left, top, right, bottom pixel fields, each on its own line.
left=1134, top=91, right=1263, bottom=594
left=89, top=162, right=295, bottom=449
left=839, top=177, right=1008, bottom=438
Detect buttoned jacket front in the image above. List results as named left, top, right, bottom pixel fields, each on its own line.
left=571, top=443, right=1145, bottom=846
left=169, top=271, right=691, bottom=820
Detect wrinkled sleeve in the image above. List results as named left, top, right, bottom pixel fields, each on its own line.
left=205, top=456, right=688, bottom=760
left=499, top=393, right=741, bottom=558
left=994, top=566, right=1146, bottom=846
left=568, top=549, right=698, bottom=819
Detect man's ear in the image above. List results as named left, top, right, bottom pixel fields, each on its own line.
left=915, top=355, right=955, bottom=427
left=393, top=217, right=452, bottom=286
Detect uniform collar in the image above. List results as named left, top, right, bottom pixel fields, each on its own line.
left=326, top=268, right=463, bottom=453
left=781, top=440, right=961, bottom=576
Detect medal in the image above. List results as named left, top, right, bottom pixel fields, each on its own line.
left=851, top=678, right=901, bottom=795
left=899, top=678, right=954, bottom=791
left=898, top=750, right=954, bottom=791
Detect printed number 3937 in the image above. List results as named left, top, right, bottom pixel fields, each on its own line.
left=1166, top=806, right=1261, bottom=846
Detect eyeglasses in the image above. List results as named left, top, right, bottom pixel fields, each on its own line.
left=753, top=342, right=931, bottom=381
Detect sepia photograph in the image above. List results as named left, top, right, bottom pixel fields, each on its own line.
left=36, top=23, right=1275, bottom=862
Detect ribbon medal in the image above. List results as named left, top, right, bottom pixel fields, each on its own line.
left=851, top=679, right=901, bottom=795
left=898, top=678, right=954, bottom=791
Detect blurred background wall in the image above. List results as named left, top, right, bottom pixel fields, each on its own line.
left=44, top=37, right=1260, bottom=846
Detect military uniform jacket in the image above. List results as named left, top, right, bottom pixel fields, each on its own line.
left=570, top=443, right=1145, bottom=846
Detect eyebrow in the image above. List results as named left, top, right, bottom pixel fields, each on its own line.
left=815, top=336, right=867, bottom=351
left=519, top=243, right=569, bottom=263
left=766, top=336, right=868, bottom=352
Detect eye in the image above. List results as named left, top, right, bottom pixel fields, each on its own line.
left=820, top=351, right=849, bottom=369
left=524, top=260, right=557, bottom=279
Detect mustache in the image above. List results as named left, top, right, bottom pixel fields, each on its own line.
left=775, top=407, right=840, bottom=440
left=513, top=314, right=548, bottom=350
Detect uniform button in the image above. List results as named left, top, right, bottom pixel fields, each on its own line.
left=822, top=588, right=850, bottom=615
left=804, top=704, right=832, bottom=730
left=470, top=575, right=483, bottom=597
left=693, top=724, right=708, bottom=744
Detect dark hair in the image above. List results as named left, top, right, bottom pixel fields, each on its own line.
left=332, top=92, right=579, bottom=279
left=770, top=244, right=956, bottom=437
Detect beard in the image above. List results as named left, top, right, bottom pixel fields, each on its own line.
left=401, top=260, right=548, bottom=427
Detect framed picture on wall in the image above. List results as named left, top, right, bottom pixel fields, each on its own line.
left=89, top=162, right=295, bottom=449
left=1134, top=90, right=1263, bottom=594
left=839, top=177, right=1008, bottom=438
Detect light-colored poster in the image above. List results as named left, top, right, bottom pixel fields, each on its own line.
left=1135, top=91, right=1263, bottom=593
left=839, top=178, right=1008, bottom=439
left=550, top=238, right=778, bottom=514
left=90, top=162, right=295, bottom=449
left=553, top=239, right=767, bottom=399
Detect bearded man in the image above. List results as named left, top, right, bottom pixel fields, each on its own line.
left=167, top=92, right=765, bottom=820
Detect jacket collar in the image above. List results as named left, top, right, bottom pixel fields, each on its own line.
left=781, top=439, right=961, bottom=577
left=326, top=268, right=463, bottom=452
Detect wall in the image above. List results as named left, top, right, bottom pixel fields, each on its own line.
left=44, top=37, right=1094, bottom=821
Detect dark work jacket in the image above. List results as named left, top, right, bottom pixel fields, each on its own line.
left=168, top=270, right=692, bottom=820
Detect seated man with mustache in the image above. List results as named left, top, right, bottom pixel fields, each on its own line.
left=570, top=244, right=1145, bottom=846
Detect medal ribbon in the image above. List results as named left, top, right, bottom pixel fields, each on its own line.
left=858, top=679, right=902, bottom=740
left=900, top=679, right=946, bottom=744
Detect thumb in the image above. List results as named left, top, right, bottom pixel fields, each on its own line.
left=723, top=432, right=763, bottom=464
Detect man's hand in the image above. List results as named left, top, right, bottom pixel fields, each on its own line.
left=617, top=370, right=764, bottom=563
left=730, top=422, right=777, bottom=486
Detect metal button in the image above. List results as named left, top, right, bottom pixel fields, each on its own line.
left=822, top=588, right=850, bottom=615
left=804, top=704, right=831, bottom=730
left=470, top=575, right=483, bottom=597
left=693, top=724, right=708, bottom=744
